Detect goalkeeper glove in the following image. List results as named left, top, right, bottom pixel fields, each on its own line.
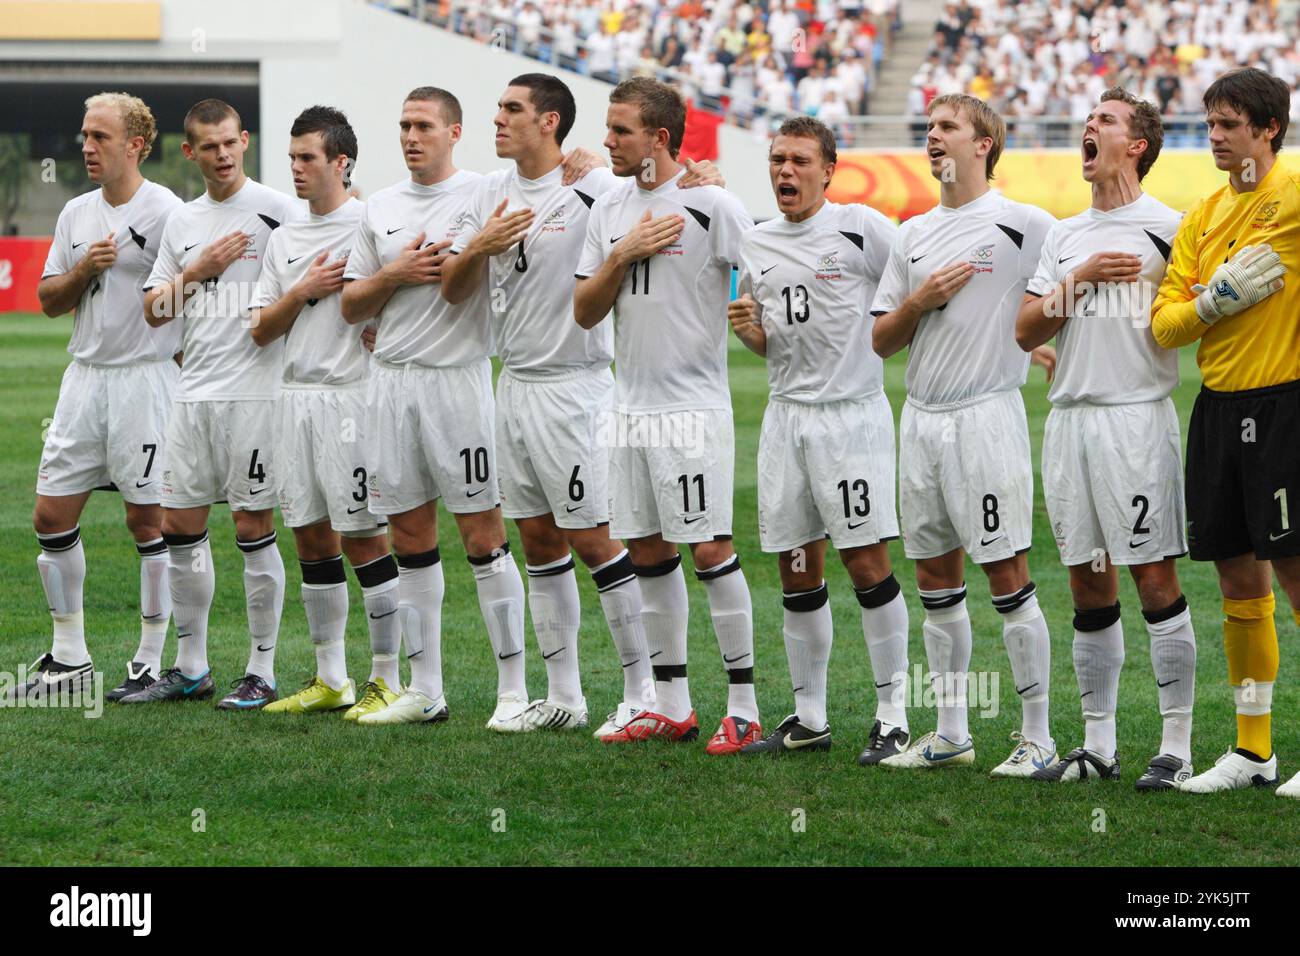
left=1193, top=243, right=1286, bottom=324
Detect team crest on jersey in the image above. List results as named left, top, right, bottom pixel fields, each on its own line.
left=814, top=251, right=842, bottom=280
left=967, top=243, right=995, bottom=274
left=1252, top=200, right=1280, bottom=229
left=541, top=205, right=567, bottom=233
left=445, top=211, right=473, bottom=238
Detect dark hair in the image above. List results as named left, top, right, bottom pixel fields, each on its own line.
left=775, top=115, right=837, bottom=165
left=1203, top=67, right=1290, bottom=153
left=1098, top=87, right=1164, bottom=180
left=184, top=98, right=241, bottom=142
left=405, top=86, right=463, bottom=126
left=609, top=77, right=686, bottom=159
left=508, top=73, right=577, bottom=146
left=290, top=105, right=358, bottom=186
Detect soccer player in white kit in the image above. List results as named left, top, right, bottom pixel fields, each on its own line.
left=342, top=87, right=592, bottom=727
left=1016, top=89, right=1198, bottom=789
left=727, top=117, right=913, bottom=761
left=16, top=93, right=181, bottom=704
left=245, top=106, right=404, bottom=720
left=870, top=94, right=1060, bottom=776
left=575, top=78, right=762, bottom=753
left=132, top=99, right=302, bottom=709
left=442, top=73, right=723, bottom=737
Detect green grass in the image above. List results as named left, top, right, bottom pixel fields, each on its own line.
left=1, top=313, right=1297, bottom=867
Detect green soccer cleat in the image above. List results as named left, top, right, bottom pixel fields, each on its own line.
left=264, top=676, right=356, bottom=714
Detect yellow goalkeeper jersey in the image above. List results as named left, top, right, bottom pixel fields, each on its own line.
left=1151, top=159, right=1300, bottom=391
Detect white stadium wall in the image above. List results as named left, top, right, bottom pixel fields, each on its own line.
left=0, top=0, right=778, bottom=216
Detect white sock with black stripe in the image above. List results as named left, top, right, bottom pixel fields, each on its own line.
left=591, top=549, right=653, bottom=707
left=239, top=532, right=285, bottom=684
left=526, top=554, right=584, bottom=709
left=697, top=554, right=759, bottom=723
left=783, top=582, right=833, bottom=730
left=353, top=553, right=401, bottom=689
left=919, top=585, right=972, bottom=744
left=469, top=543, right=527, bottom=701
left=635, top=555, right=691, bottom=722
left=396, top=548, right=444, bottom=699
left=166, top=530, right=215, bottom=677
left=36, top=526, right=89, bottom=665
left=135, top=537, right=170, bottom=674
left=993, top=582, right=1053, bottom=749
left=857, top=574, right=909, bottom=733
left=1073, top=602, right=1124, bottom=758
left=1145, top=595, right=1195, bottom=763
left=301, top=554, right=349, bottom=689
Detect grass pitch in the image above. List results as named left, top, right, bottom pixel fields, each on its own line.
left=1, top=313, right=1297, bottom=866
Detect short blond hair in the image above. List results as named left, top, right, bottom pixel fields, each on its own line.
left=927, top=93, right=1005, bottom=181
left=84, top=92, right=158, bottom=162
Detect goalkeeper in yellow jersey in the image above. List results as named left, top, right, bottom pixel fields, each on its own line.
left=1152, top=67, right=1299, bottom=798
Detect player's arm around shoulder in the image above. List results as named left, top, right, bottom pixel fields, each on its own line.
left=1150, top=203, right=1210, bottom=349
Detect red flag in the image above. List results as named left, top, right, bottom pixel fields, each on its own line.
left=681, top=105, right=722, bottom=163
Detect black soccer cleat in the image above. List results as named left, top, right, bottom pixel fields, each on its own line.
left=740, top=713, right=831, bottom=754
left=216, top=673, right=278, bottom=711
left=858, top=719, right=910, bottom=766
left=1030, top=746, right=1120, bottom=782
left=106, top=661, right=156, bottom=702
left=1135, top=753, right=1193, bottom=792
left=6, top=653, right=94, bottom=702
left=118, top=667, right=214, bottom=703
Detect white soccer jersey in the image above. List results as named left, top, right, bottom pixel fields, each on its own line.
left=870, top=190, right=1056, bottom=406
left=576, top=170, right=752, bottom=413
left=451, top=165, right=618, bottom=376
left=737, top=200, right=897, bottom=403
left=42, top=180, right=183, bottom=365
left=343, top=170, right=490, bottom=367
left=1026, top=192, right=1181, bottom=406
left=251, top=197, right=369, bottom=387
left=145, top=178, right=303, bottom=402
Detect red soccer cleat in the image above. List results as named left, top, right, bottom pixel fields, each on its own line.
left=705, top=715, right=763, bottom=755
left=601, top=709, right=699, bottom=743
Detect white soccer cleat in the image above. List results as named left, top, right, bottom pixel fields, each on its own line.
left=880, top=730, right=975, bottom=769
left=485, top=692, right=531, bottom=732
left=1030, top=746, right=1119, bottom=782
left=990, top=731, right=1058, bottom=778
left=356, top=688, right=448, bottom=726
left=593, top=700, right=647, bottom=740
left=1277, top=769, right=1300, bottom=799
left=1181, top=750, right=1278, bottom=793
left=519, top=698, right=589, bottom=732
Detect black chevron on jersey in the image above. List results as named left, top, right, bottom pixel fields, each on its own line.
left=838, top=230, right=864, bottom=250
left=258, top=214, right=282, bottom=230
left=683, top=206, right=710, bottom=231
left=573, top=189, right=595, bottom=209
left=996, top=223, right=1024, bottom=249
left=1144, top=229, right=1171, bottom=261
left=129, top=226, right=147, bottom=250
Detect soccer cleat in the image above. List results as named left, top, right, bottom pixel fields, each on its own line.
left=357, top=688, right=448, bottom=725
left=519, top=698, right=589, bottom=732
left=1135, top=753, right=1193, bottom=792
left=118, top=667, right=214, bottom=703
left=880, top=730, right=975, bottom=769
left=6, top=653, right=94, bottom=702
left=1180, top=750, right=1278, bottom=793
left=601, top=709, right=699, bottom=743
left=593, top=701, right=646, bottom=740
left=106, top=661, right=155, bottom=702
left=990, top=731, right=1058, bottom=779
left=263, top=676, right=356, bottom=714
left=1277, top=770, right=1300, bottom=799
left=740, top=714, right=828, bottom=754
left=344, top=677, right=401, bottom=722
left=216, top=674, right=278, bottom=711
left=486, top=692, right=531, bottom=732
left=707, top=715, right=765, bottom=754
left=1030, top=746, right=1119, bottom=782
left=858, top=719, right=909, bottom=766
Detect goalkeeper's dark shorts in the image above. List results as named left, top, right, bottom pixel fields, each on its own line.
left=1186, top=378, right=1300, bottom=561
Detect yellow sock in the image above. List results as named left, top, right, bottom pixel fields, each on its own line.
left=1223, top=594, right=1278, bottom=760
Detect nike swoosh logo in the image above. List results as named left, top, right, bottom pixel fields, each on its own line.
left=541, top=648, right=564, bottom=659
left=369, top=609, right=398, bottom=620
left=177, top=631, right=192, bottom=639
left=72, top=241, right=86, bottom=250
left=874, top=681, right=892, bottom=689
left=387, top=227, right=403, bottom=235
left=1128, top=539, right=1149, bottom=548
left=1015, top=682, right=1038, bottom=695
left=249, top=487, right=267, bottom=495
left=497, top=650, right=522, bottom=660
left=257, top=643, right=275, bottom=652
left=408, top=650, right=424, bottom=660
left=610, top=235, right=624, bottom=244
left=347, top=505, right=366, bottom=514
left=566, top=505, right=582, bottom=513
left=910, top=254, right=927, bottom=263
left=423, top=704, right=440, bottom=714
left=183, top=681, right=204, bottom=695
left=722, top=652, right=749, bottom=664
left=1156, top=678, right=1179, bottom=688
left=1080, top=690, right=1093, bottom=698
left=184, top=243, right=199, bottom=252
left=760, top=265, right=777, bottom=275
left=649, top=651, right=662, bottom=659
left=467, top=488, right=486, bottom=497
left=1058, top=255, right=1075, bottom=264
left=923, top=744, right=967, bottom=761
left=1270, top=530, right=1294, bottom=541
left=783, top=732, right=827, bottom=750
left=980, top=535, right=1003, bottom=546
left=135, top=481, right=154, bottom=488
left=683, top=515, right=704, bottom=524
left=847, top=520, right=867, bottom=530
left=142, top=614, right=165, bottom=621
left=621, top=658, right=641, bottom=668
left=792, top=686, right=805, bottom=693
left=288, top=255, right=304, bottom=264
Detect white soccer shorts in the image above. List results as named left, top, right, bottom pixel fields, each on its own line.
left=758, top=393, right=899, bottom=553
left=496, top=366, right=612, bottom=529
left=1042, top=398, right=1186, bottom=567
left=899, top=388, right=1033, bottom=564
left=273, top=383, right=384, bottom=533
left=609, top=406, right=734, bottom=544
left=37, top=359, right=176, bottom=505
left=161, top=399, right=276, bottom=511
left=366, top=359, right=499, bottom=516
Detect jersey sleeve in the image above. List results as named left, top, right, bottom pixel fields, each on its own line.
left=144, top=213, right=182, bottom=292
left=40, top=205, right=74, bottom=279
left=250, top=232, right=285, bottom=309
left=1025, top=222, right=1060, bottom=297
left=1021, top=206, right=1056, bottom=281
left=343, top=204, right=380, bottom=281
left=710, top=191, right=752, bottom=267
left=575, top=202, right=607, bottom=279
left=859, top=206, right=897, bottom=284
left=869, top=226, right=911, bottom=315
left=1151, top=205, right=1207, bottom=349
